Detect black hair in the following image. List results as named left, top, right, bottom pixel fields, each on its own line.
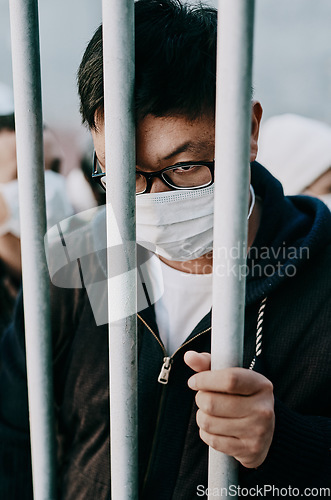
left=0, top=113, right=15, bottom=132
left=78, top=0, right=217, bottom=128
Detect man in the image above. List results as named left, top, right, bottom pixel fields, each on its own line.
left=1, top=1, right=330, bottom=498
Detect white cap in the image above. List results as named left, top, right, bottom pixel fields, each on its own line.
left=257, top=114, right=331, bottom=195
left=0, top=82, right=14, bottom=116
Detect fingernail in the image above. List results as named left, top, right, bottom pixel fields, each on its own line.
left=188, top=376, right=196, bottom=389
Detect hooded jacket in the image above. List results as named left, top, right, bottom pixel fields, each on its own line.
left=1, top=162, right=331, bottom=499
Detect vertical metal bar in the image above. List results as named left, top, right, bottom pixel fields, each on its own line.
left=102, top=1, right=138, bottom=499
left=209, top=1, right=255, bottom=497
left=8, top=0, right=56, bottom=499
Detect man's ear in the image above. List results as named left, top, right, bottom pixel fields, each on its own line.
left=250, top=101, right=263, bottom=162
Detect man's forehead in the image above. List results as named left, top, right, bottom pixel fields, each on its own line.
left=135, top=114, right=215, bottom=162
left=92, top=112, right=215, bottom=163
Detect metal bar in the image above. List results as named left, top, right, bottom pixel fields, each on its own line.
left=8, top=0, right=56, bottom=498
left=209, top=1, right=255, bottom=497
left=102, top=1, right=138, bottom=499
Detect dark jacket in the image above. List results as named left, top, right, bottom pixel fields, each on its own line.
left=1, top=163, right=331, bottom=499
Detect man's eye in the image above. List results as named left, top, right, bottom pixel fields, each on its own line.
left=173, top=165, right=199, bottom=173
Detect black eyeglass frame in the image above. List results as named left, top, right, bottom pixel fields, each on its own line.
left=92, top=151, right=107, bottom=190
left=92, top=151, right=215, bottom=194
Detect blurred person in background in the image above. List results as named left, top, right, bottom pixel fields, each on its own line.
left=0, top=83, right=73, bottom=333
left=258, top=113, right=331, bottom=209
left=66, top=148, right=106, bottom=212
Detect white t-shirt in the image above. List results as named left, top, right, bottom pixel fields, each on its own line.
left=145, top=256, right=213, bottom=355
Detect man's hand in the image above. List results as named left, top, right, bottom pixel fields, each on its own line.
left=184, top=351, right=275, bottom=469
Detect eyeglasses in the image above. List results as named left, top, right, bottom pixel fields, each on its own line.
left=92, top=152, right=107, bottom=191
left=92, top=151, right=214, bottom=194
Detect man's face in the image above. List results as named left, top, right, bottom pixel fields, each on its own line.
left=91, top=102, right=262, bottom=193
left=92, top=113, right=215, bottom=193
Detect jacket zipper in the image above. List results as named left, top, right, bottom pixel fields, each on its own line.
left=137, top=313, right=211, bottom=495
left=137, top=313, right=211, bottom=385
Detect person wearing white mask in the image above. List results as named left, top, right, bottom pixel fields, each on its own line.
left=0, top=87, right=93, bottom=306
left=258, top=113, right=331, bottom=209
left=92, top=110, right=262, bottom=358
left=1, top=2, right=331, bottom=498
left=0, top=84, right=73, bottom=286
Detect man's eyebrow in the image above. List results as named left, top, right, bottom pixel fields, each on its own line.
left=162, top=141, right=213, bottom=161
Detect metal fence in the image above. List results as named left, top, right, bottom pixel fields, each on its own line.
left=9, top=0, right=56, bottom=498
left=9, top=0, right=255, bottom=498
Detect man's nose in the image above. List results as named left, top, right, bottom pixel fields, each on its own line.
left=149, top=176, right=172, bottom=193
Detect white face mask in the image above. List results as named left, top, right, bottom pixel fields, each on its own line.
left=0, top=171, right=73, bottom=237
left=136, top=185, right=255, bottom=261
left=319, top=193, right=331, bottom=211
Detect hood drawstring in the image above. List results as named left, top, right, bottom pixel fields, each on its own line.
left=249, top=296, right=267, bottom=370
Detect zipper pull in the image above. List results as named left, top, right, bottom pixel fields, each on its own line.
left=158, top=357, right=173, bottom=385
